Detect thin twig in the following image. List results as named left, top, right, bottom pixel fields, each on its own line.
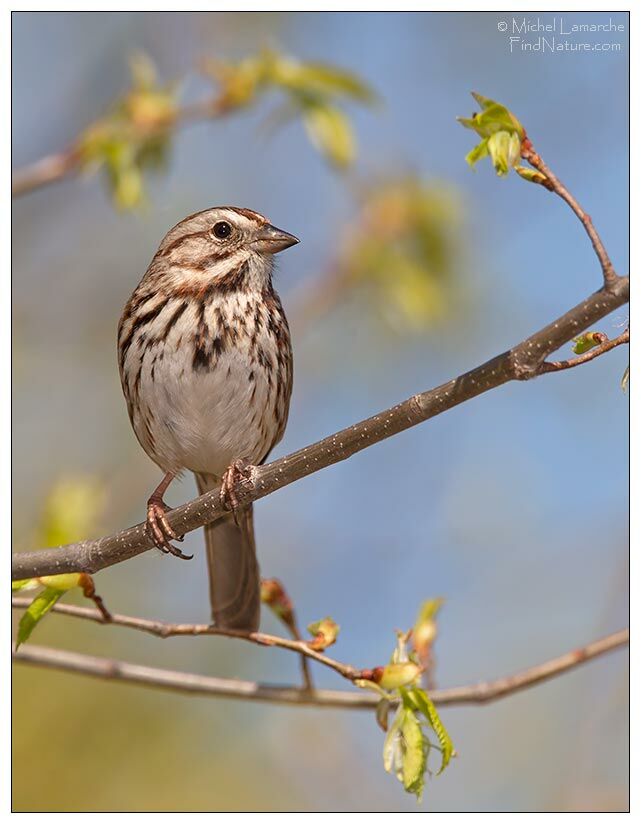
left=11, top=597, right=358, bottom=681
left=521, top=138, right=617, bottom=287
left=538, top=328, right=629, bottom=374
left=12, top=275, right=629, bottom=582
left=290, top=618, right=314, bottom=691
left=12, top=628, right=629, bottom=709
left=260, top=578, right=314, bottom=690
left=11, top=150, right=82, bottom=197
left=11, top=95, right=231, bottom=197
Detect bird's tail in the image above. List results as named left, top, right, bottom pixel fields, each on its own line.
left=195, top=473, right=260, bottom=632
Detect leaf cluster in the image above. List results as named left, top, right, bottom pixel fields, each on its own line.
left=74, top=49, right=375, bottom=209
left=77, top=54, right=178, bottom=209
left=205, top=49, right=376, bottom=168
left=359, top=607, right=454, bottom=801
left=458, top=92, right=547, bottom=185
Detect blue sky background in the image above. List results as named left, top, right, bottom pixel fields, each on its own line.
left=12, top=11, right=629, bottom=812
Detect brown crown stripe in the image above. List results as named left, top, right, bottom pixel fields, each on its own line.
left=170, top=205, right=262, bottom=228
left=165, top=205, right=266, bottom=243
left=226, top=206, right=268, bottom=224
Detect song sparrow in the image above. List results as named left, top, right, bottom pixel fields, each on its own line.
left=118, top=207, right=298, bottom=631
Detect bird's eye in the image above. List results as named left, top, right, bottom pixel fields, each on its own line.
left=212, top=221, right=232, bottom=240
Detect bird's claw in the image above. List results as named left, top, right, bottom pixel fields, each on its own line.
left=146, top=499, right=192, bottom=561
left=220, top=458, right=255, bottom=523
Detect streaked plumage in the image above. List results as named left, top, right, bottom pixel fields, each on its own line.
left=118, top=207, right=297, bottom=631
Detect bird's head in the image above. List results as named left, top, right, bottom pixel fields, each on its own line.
left=150, top=206, right=299, bottom=293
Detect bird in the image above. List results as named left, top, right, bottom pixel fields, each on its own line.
left=118, top=207, right=298, bottom=632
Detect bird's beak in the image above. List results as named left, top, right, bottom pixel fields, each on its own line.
left=252, top=224, right=299, bottom=254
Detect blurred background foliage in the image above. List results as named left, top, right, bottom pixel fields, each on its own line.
left=77, top=54, right=180, bottom=210
left=77, top=47, right=378, bottom=209
left=12, top=477, right=111, bottom=648
left=34, top=475, right=108, bottom=549
left=309, top=177, right=465, bottom=332
left=12, top=11, right=628, bottom=812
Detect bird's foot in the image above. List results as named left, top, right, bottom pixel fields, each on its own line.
left=220, top=458, right=255, bottom=522
left=146, top=497, right=192, bottom=561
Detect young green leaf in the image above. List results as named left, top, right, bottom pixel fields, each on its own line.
left=414, top=598, right=444, bottom=631
left=383, top=704, right=427, bottom=801
left=487, top=131, right=521, bottom=177
left=38, top=573, right=84, bottom=592
left=514, top=165, right=549, bottom=186
left=401, top=707, right=427, bottom=799
left=376, top=698, right=392, bottom=732
left=458, top=93, right=525, bottom=177
left=268, top=54, right=376, bottom=102
left=377, top=662, right=422, bottom=690
left=206, top=49, right=373, bottom=173
left=469, top=91, right=495, bottom=110
left=413, top=598, right=444, bottom=665
left=376, top=624, right=455, bottom=800
left=410, top=688, right=454, bottom=774
left=302, top=103, right=355, bottom=169
left=306, top=616, right=340, bottom=651
left=571, top=331, right=607, bottom=354
left=383, top=704, right=405, bottom=777
left=16, top=588, right=64, bottom=649
left=204, top=54, right=266, bottom=108
left=465, top=138, right=490, bottom=169
left=76, top=55, right=176, bottom=210
left=12, top=579, right=37, bottom=592
left=466, top=92, right=524, bottom=138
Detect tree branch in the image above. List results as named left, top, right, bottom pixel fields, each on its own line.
left=12, top=628, right=629, bottom=709
left=538, top=328, right=629, bottom=374
left=521, top=138, right=618, bottom=287
left=12, top=275, right=629, bottom=582
left=11, top=597, right=358, bottom=682
left=11, top=95, right=231, bottom=197
left=11, top=150, right=83, bottom=197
